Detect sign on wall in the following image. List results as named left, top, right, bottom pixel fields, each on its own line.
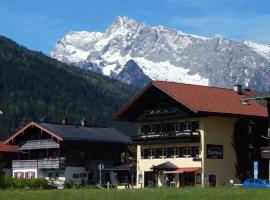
left=261, top=147, right=270, bottom=159
left=206, top=144, right=223, bottom=159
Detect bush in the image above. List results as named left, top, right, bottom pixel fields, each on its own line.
left=0, top=176, right=52, bottom=189
left=80, top=177, right=85, bottom=186
left=64, top=179, right=74, bottom=189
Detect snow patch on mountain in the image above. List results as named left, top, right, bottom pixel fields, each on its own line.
left=244, top=41, right=270, bottom=60
left=50, top=16, right=270, bottom=91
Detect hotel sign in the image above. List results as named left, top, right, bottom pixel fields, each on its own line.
left=206, top=144, right=223, bottom=159
left=261, top=147, right=270, bottom=159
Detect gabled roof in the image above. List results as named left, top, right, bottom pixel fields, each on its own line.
left=0, top=141, right=18, bottom=152
left=4, top=121, right=131, bottom=145
left=38, top=123, right=131, bottom=144
left=4, top=121, right=63, bottom=145
left=114, top=81, right=268, bottom=121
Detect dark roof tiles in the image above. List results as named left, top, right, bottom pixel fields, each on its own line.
left=38, top=123, right=131, bottom=144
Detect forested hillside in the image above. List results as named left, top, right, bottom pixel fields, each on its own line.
left=0, top=35, right=138, bottom=139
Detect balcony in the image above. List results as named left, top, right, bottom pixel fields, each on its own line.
left=132, top=131, right=200, bottom=144
left=12, top=157, right=65, bottom=169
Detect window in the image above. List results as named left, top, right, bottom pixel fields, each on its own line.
left=163, top=148, right=167, bottom=158
left=151, top=148, right=156, bottom=158
left=167, top=123, right=175, bottom=132
left=80, top=173, right=87, bottom=178
left=150, top=125, right=156, bottom=134
left=179, top=122, right=191, bottom=132
left=145, top=125, right=151, bottom=134
left=154, top=148, right=163, bottom=159
left=191, top=121, right=199, bottom=132
left=26, top=172, right=35, bottom=179
left=183, top=147, right=191, bottom=157
left=161, top=124, right=167, bottom=133
left=156, top=124, right=161, bottom=133
left=142, top=149, right=151, bottom=159
left=175, top=123, right=179, bottom=133
left=140, top=126, right=145, bottom=134
left=192, top=146, right=200, bottom=157
left=73, top=174, right=80, bottom=178
left=184, top=122, right=191, bottom=132
left=14, top=172, right=24, bottom=179
left=167, top=147, right=175, bottom=158
left=179, top=122, right=185, bottom=132
left=177, top=147, right=184, bottom=157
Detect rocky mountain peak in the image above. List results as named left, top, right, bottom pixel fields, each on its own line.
left=51, top=16, right=270, bottom=91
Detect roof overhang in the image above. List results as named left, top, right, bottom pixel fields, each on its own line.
left=4, top=121, right=63, bottom=145
left=0, top=142, right=18, bottom=153
left=113, top=81, right=197, bottom=122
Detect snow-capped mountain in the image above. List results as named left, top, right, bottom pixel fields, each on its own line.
left=51, top=16, right=270, bottom=91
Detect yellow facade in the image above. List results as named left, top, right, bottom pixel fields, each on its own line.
left=135, top=116, right=239, bottom=188
left=201, top=116, right=239, bottom=186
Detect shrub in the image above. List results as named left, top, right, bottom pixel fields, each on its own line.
left=64, top=179, right=74, bottom=189
left=0, top=176, right=52, bottom=189
left=80, top=177, right=85, bottom=186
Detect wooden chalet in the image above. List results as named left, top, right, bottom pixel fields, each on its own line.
left=3, top=121, right=131, bottom=184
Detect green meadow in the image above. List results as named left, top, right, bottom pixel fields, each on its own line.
left=0, top=187, right=269, bottom=200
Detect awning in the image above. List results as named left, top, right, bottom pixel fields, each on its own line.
left=164, top=167, right=201, bottom=174
left=151, top=162, right=179, bottom=171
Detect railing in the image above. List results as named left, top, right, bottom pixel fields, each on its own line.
left=132, top=131, right=200, bottom=143
left=12, top=157, right=65, bottom=169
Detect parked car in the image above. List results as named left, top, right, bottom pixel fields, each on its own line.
left=243, top=178, right=270, bottom=188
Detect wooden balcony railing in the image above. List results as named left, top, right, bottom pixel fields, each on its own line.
left=132, top=131, right=200, bottom=144
left=12, top=157, right=65, bottom=169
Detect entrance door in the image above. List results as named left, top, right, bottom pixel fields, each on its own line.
left=179, top=172, right=195, bottom=187
left=208, top=174, right=216, bottom=186
left=144, top=172, right=156, bottom=187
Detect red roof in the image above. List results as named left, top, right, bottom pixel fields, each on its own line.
left=0, top=141, right=18, bottom=152
left=114, top=81, right=268, bottom=120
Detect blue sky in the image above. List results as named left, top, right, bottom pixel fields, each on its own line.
left=1, top=0, right=270, bottom=54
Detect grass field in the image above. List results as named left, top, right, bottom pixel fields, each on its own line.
left=0, top=187, right=269, bottom=200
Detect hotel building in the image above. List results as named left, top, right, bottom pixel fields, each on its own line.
left=114, top=81, right=268, bottom=188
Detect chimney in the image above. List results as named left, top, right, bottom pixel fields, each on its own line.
left=62, top=117, right=67, bottom=125
left=81, top=119, right=86, bottom=127
left=233, top=84, right=243, bottom=95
